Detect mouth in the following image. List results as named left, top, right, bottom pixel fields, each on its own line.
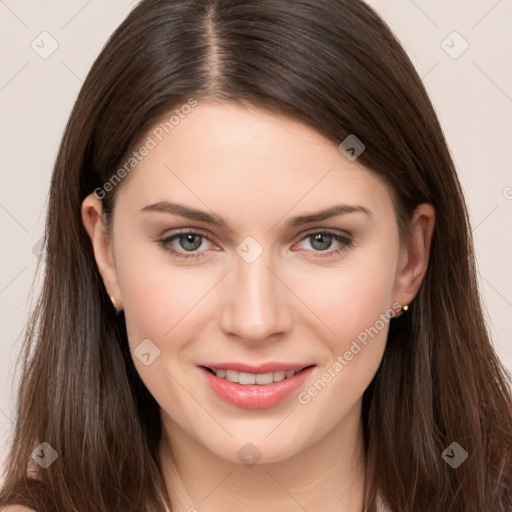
left=201, top=365, right=313, bottom=385
left=198, top=363, right=316, bottom=409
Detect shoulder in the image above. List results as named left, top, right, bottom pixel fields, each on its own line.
left=2, top=506, right=37, bottom=511
left=376, top=492, right=393, bottom=512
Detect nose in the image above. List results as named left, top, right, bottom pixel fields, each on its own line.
left=219, top=250, right=293, bottom=345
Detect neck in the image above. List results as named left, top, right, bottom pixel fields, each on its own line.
left=159, top=400, right=367, bottom=512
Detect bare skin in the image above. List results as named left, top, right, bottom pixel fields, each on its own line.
left=82, top=101, right=434, bottom=511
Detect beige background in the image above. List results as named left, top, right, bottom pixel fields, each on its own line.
left=1, top=0, right=511, bottom=471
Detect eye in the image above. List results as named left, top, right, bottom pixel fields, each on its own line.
left=158, top=229, right=353, bottom=260
left=295, top=230, right=353, bottom=258
left=158, top=230, right=214, bottom=259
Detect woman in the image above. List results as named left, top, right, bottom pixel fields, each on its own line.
left=1, top=0, right=511, bottom=511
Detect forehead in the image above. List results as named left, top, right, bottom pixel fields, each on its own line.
left=115, top=101, right=394, bottom=223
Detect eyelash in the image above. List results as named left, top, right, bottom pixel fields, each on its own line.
left=158, top=229, right=353, bottom=260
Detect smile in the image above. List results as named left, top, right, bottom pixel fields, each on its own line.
left=210, top=368, right=299, bottom=385
left=198, top=363, right=315, bottom=409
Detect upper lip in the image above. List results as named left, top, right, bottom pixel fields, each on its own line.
left=199, top=362, right=314, bottom=374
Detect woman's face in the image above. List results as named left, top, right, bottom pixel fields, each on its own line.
left=84, top=101, right=432, bottom=464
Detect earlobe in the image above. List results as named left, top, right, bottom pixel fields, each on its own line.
left=81, top=194, right=122, bottom=311
left=393, top=203, right=435, bottom=309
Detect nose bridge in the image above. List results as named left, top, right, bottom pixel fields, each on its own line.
left=219, top=248, right=290, bottom=343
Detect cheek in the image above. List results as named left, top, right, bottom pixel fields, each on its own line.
left=293, top=240, right=398, bottom=348
left=114, top=248, right=213, bottom=416
left=113, top=229, right=213, bottom=342
left=291, top=241, right=398, bottom=407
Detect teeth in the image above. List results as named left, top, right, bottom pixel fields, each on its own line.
left=239, top=372, right=256, bottom=384
left=255, top=372, right=273, bottom=385
left=273, top=371, right=285, bottom=382
left=226, top=370, right=239, bottom=383
left=214, top=368, right=299, bottom=385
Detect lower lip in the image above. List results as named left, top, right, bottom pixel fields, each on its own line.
left=199, top=366, right=315, bottom=409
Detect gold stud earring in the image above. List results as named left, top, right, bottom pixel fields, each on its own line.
left=110, top=296, right=117, bottom=310
left=402, top=304, right=409, bottom=312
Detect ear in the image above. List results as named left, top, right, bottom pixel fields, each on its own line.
left=81, top=194, right=122, bottom=310
left=393, top=203, right=435, bottom=311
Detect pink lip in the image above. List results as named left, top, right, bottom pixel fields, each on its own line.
left=198, top=365, right=315, bottom=409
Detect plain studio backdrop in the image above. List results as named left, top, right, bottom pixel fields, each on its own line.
left=0, top=0, right=511, bottom=474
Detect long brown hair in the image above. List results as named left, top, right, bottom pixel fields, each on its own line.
left=1, top=1, right=511, bottom=511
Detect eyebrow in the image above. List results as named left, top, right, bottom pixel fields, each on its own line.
left=140, top=202, right=372, bottom=227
